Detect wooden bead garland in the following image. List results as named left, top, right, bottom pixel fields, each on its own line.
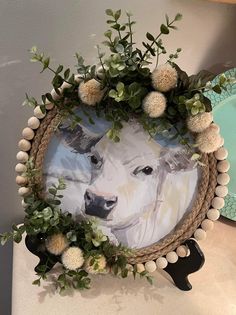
left=201, top=219, right=214, bottom=231
left=217, top=160, right=230, bottom=173
left=194, top=228, right=206, bottom=241
left=28, top=117, right=40, bottom=129
left=145, top=260, right=157, bottom=273
left=214, top=147, right=228, bottom=160
left=22, top=127, right=35, bottom=140
left=16, top=151, right=29, bottom=163
left=217, top=173, right=230, bottom=186
left=166, top=251, right=178, bottom=263
left=34, top=106, right=46, bottom=119
left=15, top=163, right=27, bottom=173
left=176, top=245, right=188, bottom=257
left=207, top=209, right=220, bottom=221
left=18, top=139, right=31, bottom=152
left=215, top=185, right=228, bottom=198
left=156, top=257, right=168, bottom=269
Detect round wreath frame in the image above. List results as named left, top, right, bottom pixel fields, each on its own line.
left=27, top=105, right=222, bottom=265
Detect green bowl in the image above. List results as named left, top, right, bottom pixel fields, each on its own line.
left=205, top=68, right=236, bottom=221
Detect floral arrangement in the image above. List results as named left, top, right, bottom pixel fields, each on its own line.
left=1, top=9, right=235, bottom=293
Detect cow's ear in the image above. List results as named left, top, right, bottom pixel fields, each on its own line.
left=58, top=123, right=102, bottom=154
left=160, top=149, right=196, bottom=173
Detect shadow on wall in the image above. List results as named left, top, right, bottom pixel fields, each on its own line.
left=199, top=4, right=236, bottom=74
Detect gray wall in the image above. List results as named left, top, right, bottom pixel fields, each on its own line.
left=0, top=0, right=235, bottom=314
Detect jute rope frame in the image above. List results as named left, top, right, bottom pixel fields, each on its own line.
left=29, top=107, right=218, bottom=264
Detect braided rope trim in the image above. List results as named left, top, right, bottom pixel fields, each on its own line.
left=29, top=108, right=217, bottom=264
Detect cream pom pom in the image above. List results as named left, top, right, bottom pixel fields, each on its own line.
left=214, top=147, right=228, bottom=160
left=15, top=163, right=27, bottom=173
left=18, top=139, right=31, bottom=152
left=145, top=261, right=157, bottom=273
left=22, top=127, right=35, bottom=140
left=62, top=247, right=84, bottom=270
left=215, top=185, right=228, bottom=197
left=211, top=197, right=225, bottom=209
left=207, top=208, right=220, bottom=221
left=136, top=263, right=145, bottom=273
left=84, top=255, right=107, bottom=274
left=16, top=175, right=28, bottom=186
left=166, top=251, right=178, bottom=263
left=194, top=228, right=206, bottom=241
left=176, top=245, right=188, bottom=258
left=16, top=151, right=29, bottom=163
left=187, top=112, right=213, bottom=133
left=18, top=187, right=31, bottom=196
left=151, top=64, right=178, bottom=92
left=201, top=219, right=214, bottom=231
left=143, top=91, right=166, bottom=118
left=28, top=117, right=40, bottom=129
left=217, top=173, right=230, bottom=186
left=34, top=106, right=46, bottom=119
left=156, top=257, right=168, bottom=269
left=196, top=125, right=222, bottom=153
left=78, top=79, right=105, bottom=106
left=45, top=233, right=69, bottom=256
left=217, top=160, right=230, bottom=173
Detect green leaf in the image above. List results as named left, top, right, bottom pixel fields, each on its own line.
left=104, top=30, right=112, bottom=39
left=105, top=9, right=113, bottom=16
left=175, top=13, right=183, bottom=21
left=212, top=84, right=222, bottom=94
left=64, top=68, right=70, bottom=80
left=146, top=32, right=155, bottom=41
left=160, top=24, right=169, bottom=34
left=56, top=65, right=63, bottom=74
left=114, top=9, right=121, bottom=20
left=32, top=279, right=41, bottom=286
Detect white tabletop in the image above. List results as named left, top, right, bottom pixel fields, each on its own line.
left=12, top=219, right=236, bottom=315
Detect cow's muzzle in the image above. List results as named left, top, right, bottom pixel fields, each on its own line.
left=84, top=189, right=118, bottom=219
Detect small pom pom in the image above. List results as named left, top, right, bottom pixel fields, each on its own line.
left=176, top=245, right=188, bottom=257
left=84, top=255, right=107, bottom=274
left=215, top=185, right=228, bottom=197
left=62, top=247, right=84, bottom=270
left=45, top=102, right=54, bottom=110
left=15, top=163, right=27, bottom=173
left=214, top=147, right=228, bottom=160
left=78, top=79, right=105, bottom=106
left=166, top=251, right=178, bottom=263
left=207, top=208, right=220, bottom=221
left=196, top=125, right=222, bottom=153
left=145, top=261, right=157, bottom=273
left=136, top=263, right=145, bottom=273
left=201, top=219, right=214, bottom=231
left=211, top=197, right=225, bottom=209
left=217, top=160, right=230, bottom=173
left=22, top=127, right=35, bottom=140
left=210, top=123, right=220, bottom=133
left=156, top=257, right=168, bottom=269
left=18, top=139, right=31, bottom=152
left=143, top=91, right=166, bottom=118
left=18, top=187, right=31, bottom=196
left=45, top=233, right=69, bottom=255
left=28, top=117, right=40, bottom=129
left=194, top=228, right=206, bottom=241
left=16, top=151, right=29, bottom=163
left=151, top=64, right=178, bottom=92
left=49, top=89, right=62, bottom=101
left=217, top=173, right=230, bottom=186
left=187, top=112, right=213, bottom=133
left=34, top=106, right=46, bottom=119
left=16, top=175, right=28, bottom=186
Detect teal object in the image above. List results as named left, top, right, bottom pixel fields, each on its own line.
left=205, top=68, right=236, bottom=221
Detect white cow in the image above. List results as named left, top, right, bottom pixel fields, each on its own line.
left=44, top=120, right=199, bottom=249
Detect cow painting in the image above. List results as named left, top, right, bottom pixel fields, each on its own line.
left=44, top=119, right=199, bottom=249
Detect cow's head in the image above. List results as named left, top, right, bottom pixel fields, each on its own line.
left=59, top=121, right=195, bottom=228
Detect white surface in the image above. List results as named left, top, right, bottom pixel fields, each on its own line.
left=12, top=219, right=236, bottom=315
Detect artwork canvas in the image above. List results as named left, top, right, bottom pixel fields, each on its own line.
left=44, top=109, right=199, bottom=249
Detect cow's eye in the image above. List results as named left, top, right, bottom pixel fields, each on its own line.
left=91, top=155, right=98, bottom=165
left=89, top=154, right=103, bottom=169
left=141, top=166, right=153, bottom=175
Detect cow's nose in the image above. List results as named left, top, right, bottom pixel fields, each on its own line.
left=84, top=189, right=118, bottom=219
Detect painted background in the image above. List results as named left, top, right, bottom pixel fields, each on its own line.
left=0, top=0, right=236, bottom=313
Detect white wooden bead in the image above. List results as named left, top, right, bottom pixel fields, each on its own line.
left=211, top=197, right=225, bottom=209
left=16, top=151, right=29, bottom=163
left=214, top=147, right=228, bottom=160
left=16, top=176, right=28, bottom=185
left=28, top=117, right=40, bottom=129
left=45, top=102, right=54, bottom=110
left=136, top=263, right=145, bottom=273
left=18, top=187, right=31, bottom=196
left=194, top=228, right=206, bottom=241
left=201, top=219, right=214, bottom=231
left=166, top=251, right=178, bottom=263
left=210, top=123, right=220, bottom=133
left=15, top=163, right=27, bottom=173
left=145, top=261, right=157, bottom=273
left=217, top=173, right=230, bottom=186
left=34, top=106, right=46, bottom=119
left=61, top=81, right=72, bottom=91
left=176, top=245, right=188, bottom=258
left=18, top=139, right=31, bottom=152
left=215, top=185, right=228, bottom=198
left=217, top=160, right=230, bottom=173
left=156, top=257, right=168, bottom=269
left=207, top=208, right=220, bottom=221
left=22, top=127, right=35, bottom=140
left=21, top=199, right=28, bottom=208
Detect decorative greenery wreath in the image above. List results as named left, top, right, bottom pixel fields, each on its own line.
left=0, top=9, right=234, bottom=293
